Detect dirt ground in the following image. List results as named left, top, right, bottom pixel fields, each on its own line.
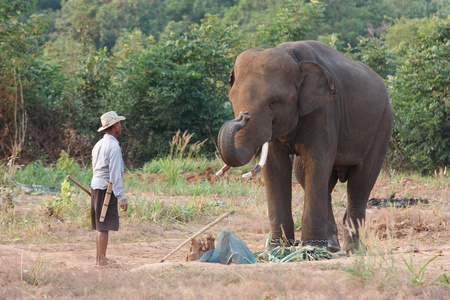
left=0, top=174, right=449, bottom=299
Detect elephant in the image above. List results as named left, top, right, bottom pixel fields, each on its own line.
left=217, top=41, right=393, bottom=252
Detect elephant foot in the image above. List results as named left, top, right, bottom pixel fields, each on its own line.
left=342, top=239, right=366, bottom=254
left=343, top=229, right=367, bottom=253
left=302, top=239, right=328, bottom=249
left=328, top=245, right=341, bottom=253
left=328, top=234, right=341, bottom=253
left=268, top=238, right=299, bottom=250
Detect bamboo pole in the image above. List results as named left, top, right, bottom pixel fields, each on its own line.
left=99, top=181, right=112, bottom=222
left=160, top=211, right=232, bottom=263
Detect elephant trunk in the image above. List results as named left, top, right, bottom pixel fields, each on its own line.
left=218, top=112, right=255, bottom=167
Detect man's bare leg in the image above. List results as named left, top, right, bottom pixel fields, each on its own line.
left=96, top=233, right=99, bottom=265
left=96, top=230, right=108, bottom=266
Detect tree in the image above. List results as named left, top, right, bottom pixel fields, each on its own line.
left=72, top=15, right=242, bottom=165
left=388, top=16, right=450, bottom=173
left=351, top=37, right=397, bottom=79
left=0, top=0, right=65, bottom=162
left=256, top=0, right=324, bottom=47
left=318, top=0, right=389, bottom=47
left=384, top=17, right=427, bottom=50
left=55, top=0, right=99, bottom=50
left=381, top=0, right=447, bottom=20
left=96, top=0, right=166, bottom=49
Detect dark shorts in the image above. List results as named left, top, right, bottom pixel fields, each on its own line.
left=91, top=188, right=119, bottom=231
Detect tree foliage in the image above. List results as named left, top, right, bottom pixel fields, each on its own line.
left=388, top=17, right=450, bottom=173
left=0, top=0, right=66, bottom=162
left=66, top=15, right=240, bottom=165
left=0, top=0, right=449, bottom=173
left=120, top=16, right=240, bottom=163
left=351, top=37, right=397, bottom=79
left=256, top=0, right=325, bottom=47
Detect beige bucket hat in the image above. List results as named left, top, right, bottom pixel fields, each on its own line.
left=97, top=111, right=126, bottom=132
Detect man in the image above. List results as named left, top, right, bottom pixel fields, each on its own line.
left=90, top=111, right=128, bottom=268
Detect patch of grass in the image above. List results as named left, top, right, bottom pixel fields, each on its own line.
left=126, top=196, right=166, bottom=222
left=402, top=251, right=440, bottom=286
left=125, top=194, right=224, bottom=224
left=340, top=224, right=401, bottom=287
left=167, top=202, right=197, bottom=223
left=10, top=215, right=90, bottom=244
left=128, top=167, right=256, bottom=197
left=255, top=233, right=336, bottom=263
left=256, top=245, right=335, bottom=262
left=15, top=151, right=91, bottom=189
left=341, top=244, right=398, bottom=286
left=22, top=254, right=54, bottom=286
left=432, top=273, right=450, bottom=289
left=341, top=221, right=447, bottom=290
left=40, top=178, right=90, bottom=226
left=0, top=210, right=53, bottom=244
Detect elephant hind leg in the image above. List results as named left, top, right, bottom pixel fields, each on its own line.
left=344, top=161, right=380, bottom=252
left=344, top=127, right=391, bottom=252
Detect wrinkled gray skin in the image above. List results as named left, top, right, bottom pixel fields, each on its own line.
left=217, top=41, right=393, bottom=251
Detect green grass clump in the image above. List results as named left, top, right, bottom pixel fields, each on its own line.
left=22, top=255, right=54, bottom=286
left=255, top=233, right=335, bottom=263
left=402, top=251, right=440, bottom=286
left=255, top=245, right=335, bottom=263
left=40, top=178, right=90, bottom=226
left=14, top=151, right=91, bottom=190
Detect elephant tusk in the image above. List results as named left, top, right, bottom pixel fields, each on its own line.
left=215, top=164, right=231, bottom=176
left=242, top=142, right=269, bottom=178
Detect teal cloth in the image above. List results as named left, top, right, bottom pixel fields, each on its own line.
left=198, top=229, right=255, bottom=264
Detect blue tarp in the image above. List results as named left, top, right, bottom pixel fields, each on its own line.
left=198, top=229, right=255, bottom=264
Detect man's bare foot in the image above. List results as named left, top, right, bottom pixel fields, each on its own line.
left=96, top=258, right=120, bottom=268
left=96, top=261, right=120, bottom=268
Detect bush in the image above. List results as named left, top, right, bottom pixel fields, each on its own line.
left=351, top=37, right=397, bottom=79
left=388, top=17, right=450, bottom=173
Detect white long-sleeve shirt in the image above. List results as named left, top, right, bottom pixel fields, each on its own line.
left=90, top=134, right=126, bottom=201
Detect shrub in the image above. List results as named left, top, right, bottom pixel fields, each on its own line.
left=387, top=17, right=449, bottom=173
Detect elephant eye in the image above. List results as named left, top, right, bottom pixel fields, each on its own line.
left=269, top=101, right=278, bottom=111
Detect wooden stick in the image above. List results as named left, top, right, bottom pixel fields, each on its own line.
left=160, top=211, right=232, bottom=263
left=99, top=181, right=112, bottom=222
left=66, top=175, right=91, bottom=196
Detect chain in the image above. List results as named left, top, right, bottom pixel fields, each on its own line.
left=270, top=238, right=298, bottom=246
left=302, top=239, right=328, bottom=245
left=270, top=238, right=328, bottom=245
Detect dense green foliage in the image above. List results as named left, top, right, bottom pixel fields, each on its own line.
left=116, top=17, right=241, bottom=161
left=0, top=0, right=67, bottom=163
left=388, top=17, right=450, bottom=173
left=0, top=0, right=449, bottom=173
left=255, top=0, right=325, bottom=47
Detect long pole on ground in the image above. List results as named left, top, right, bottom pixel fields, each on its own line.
left=160, top=211, right=232, bottom=263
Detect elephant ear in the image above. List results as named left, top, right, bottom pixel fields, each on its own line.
left=297, top=62, right=336, bottom=117
left=228, top=67, right=235, bottom=87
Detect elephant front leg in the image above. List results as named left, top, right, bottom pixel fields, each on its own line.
left=295, top=157, right=340, bottom=250
left=262, top=145, right=295, bottom=246
left=300, top=159, right=334, bottom=249
left=327, top=171, right=341, bottom=252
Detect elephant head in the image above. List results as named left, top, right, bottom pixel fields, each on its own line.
left=218, top=48, right=336, bottom=167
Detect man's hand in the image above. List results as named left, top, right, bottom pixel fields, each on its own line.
left=119, top=199, right=128, bottom=211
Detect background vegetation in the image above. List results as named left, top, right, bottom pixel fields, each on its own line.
left=0, top=2, right=449, bottom=297
left=0, top=0, right=449, bottom=174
